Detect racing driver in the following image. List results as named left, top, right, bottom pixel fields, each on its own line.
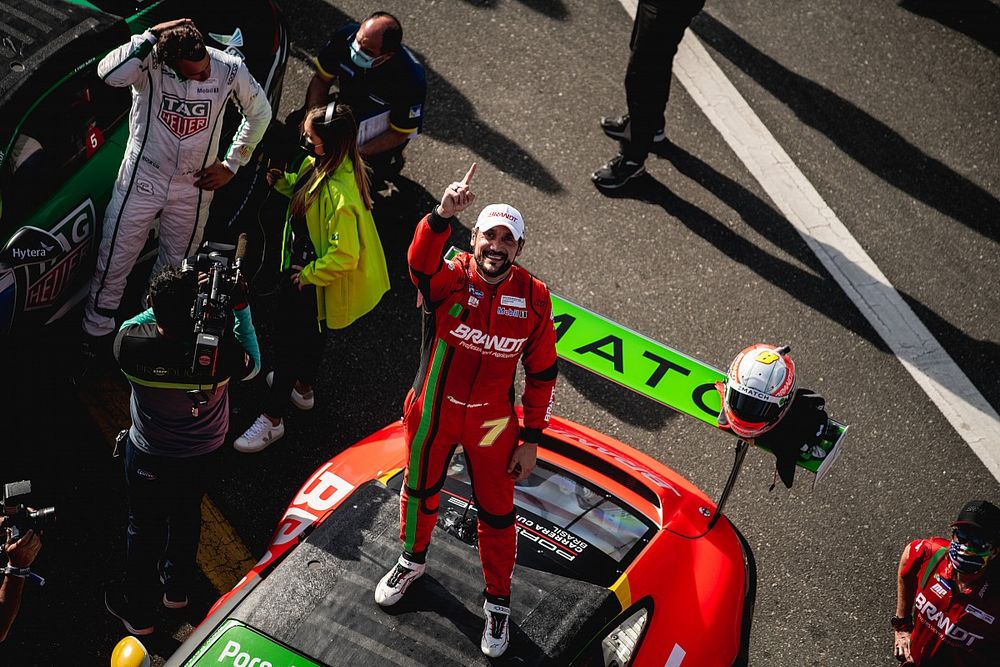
left=374, top=163, right=558, bottom=658
left=82, top=18, right=271, bottom=341
left=893, top=499, right=1000, bottom=666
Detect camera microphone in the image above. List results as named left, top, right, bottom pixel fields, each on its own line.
left=235, top=232, right=247, bottom=263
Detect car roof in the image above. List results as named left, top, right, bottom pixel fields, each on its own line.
left=0, top=0, right=129, bottom=165
left=193, top=481, right=620, bottom=666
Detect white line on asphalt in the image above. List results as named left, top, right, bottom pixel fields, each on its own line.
left=614, top=2, right=1000, bottom=482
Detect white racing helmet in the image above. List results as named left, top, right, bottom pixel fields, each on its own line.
left=722, top=344, right=797, bottom=438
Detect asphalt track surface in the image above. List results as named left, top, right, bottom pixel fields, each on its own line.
left=3, top=0, right=999, bottom=665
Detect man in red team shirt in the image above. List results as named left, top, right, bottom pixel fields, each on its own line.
left=373, top=163, right=557, bottom=658
left=893, top=499, right=1000, bottom=665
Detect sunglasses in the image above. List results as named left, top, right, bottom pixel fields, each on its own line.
left=953, top=527, right=994, bottom=551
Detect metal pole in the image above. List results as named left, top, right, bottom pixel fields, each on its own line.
left=708, top=438, right=750, bottom=531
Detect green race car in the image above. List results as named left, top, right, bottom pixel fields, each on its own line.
left=0, top=0, right=288, bottom=334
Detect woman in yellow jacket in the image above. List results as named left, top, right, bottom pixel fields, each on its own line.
left=235, top=103, right=390, bottom=453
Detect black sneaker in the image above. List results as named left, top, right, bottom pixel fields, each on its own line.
left=105, top=588, right=154, bottom=636
left=591, top=154, right=646, bottom=189
left=600, top=114, right=665, bottom=143
left=159, top=567, right=189, bottom=610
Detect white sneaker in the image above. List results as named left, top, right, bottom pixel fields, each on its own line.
left=481, top=599, right=511, bottom=657
left=234, top=415, right=285, bottom=453
left=374, top=554, right=425, bottom=607
left=266, top=371, right=315, bottom=410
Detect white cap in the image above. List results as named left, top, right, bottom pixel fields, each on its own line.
left=475, top=204, right=524, bottom=240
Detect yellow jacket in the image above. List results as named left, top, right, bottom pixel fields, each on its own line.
left=275, top=155, right=389, bottom=329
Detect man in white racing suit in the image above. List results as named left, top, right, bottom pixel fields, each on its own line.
left=83, top=18, right=272, bottom=338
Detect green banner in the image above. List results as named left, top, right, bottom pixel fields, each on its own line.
left=551, top=295, right=725, bottom=426
left=185, top=620, right=323, bottom=667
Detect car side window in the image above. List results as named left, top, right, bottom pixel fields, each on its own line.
left=1, top=67, right=128, bottom=225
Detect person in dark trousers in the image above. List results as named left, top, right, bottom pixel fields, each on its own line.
left=592, top=0, right=706, bottom=189
left=105, top=266, right=259, bottom=636
left=233, top=103, right=389, bottom=453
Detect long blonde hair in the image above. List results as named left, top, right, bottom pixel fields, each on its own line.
left=290, top=103, right=372, bottom=217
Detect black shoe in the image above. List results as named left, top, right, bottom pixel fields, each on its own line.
left=591, top=154, right=646, bottom=189
left=600, top=114, right=665, bottom=143
left=158, top=565, right=189, bottom=610
left=105, top=588, right=154, bottom=636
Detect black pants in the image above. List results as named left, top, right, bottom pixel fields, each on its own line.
left=623, top=0, right=706, bottom=163
left=264, top=277, right=325, bottom=418
left=124, top=439, right=218, bottom=613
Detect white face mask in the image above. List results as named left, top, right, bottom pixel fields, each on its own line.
left=349, top=38, right=377, bottom=69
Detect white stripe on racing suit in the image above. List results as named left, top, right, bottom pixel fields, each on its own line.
left=83, top=30, right=272, bottom=336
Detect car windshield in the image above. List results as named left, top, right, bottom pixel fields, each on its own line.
left=445, top=450, right=651, bottom=562
left=1, top=68, right=128, bottom=227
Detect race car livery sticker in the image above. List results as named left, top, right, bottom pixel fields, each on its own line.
left=552, top=295, right=722, bottom=425
left=516, top=515, right=587, bottom=562
left=257, top=463, right=354, bottom=569
left=496, top=305, right=527, bottom=318
left=188, top=620, right=322, bottom=667
left=23, top=199, right=96, bottom=312
left=500, top=295, right=526, bottom=308
left=159, top=94, right=211, bottom=139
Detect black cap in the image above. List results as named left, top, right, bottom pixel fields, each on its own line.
left=952, top=500, right=1000, bottom=541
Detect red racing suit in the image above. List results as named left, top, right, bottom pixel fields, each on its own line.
left=401, top=210, right=558, bottom=598
left=900, top=537, right=1000, bottom=666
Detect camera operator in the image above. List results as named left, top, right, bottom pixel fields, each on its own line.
left=0, top=525, right=41, bottom=642
left=105, top=265, right=259, bottom=636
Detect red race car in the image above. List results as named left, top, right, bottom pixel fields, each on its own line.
left=162, top=409, right=754, bottom=667
left=145, top=295, right=847, bottom=667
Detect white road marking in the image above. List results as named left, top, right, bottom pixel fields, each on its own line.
left=613, top=2, right=1000, bottom=482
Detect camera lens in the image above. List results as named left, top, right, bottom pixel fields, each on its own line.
left=26, top=506, right=56, bottom=530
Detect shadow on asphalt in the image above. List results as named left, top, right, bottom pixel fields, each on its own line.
left=899, top=0, right=1000, bottom=57
left=591, top=144, right=1000, bottom=412
left=458, top=0, right=570, bottom=21
left=692, top=11, right=1000, bottom=245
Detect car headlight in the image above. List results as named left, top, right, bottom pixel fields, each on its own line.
left=601, top=606, right=649, bottom=667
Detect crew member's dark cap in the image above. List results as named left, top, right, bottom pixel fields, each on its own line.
left=952, top=500, right=1000, bottom=541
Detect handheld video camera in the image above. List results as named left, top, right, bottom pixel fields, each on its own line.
left=2, top=480, right=55, bottom=543
left=180, top=233, right=248, bottom=376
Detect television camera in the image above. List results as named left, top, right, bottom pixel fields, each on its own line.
left=179, top=233, right=248, bottom=377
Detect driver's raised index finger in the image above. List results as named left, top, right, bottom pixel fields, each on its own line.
left=460, top=162, right=477, bottom=187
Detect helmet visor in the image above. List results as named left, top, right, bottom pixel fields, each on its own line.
left=726, top=384, right=786, bottom=423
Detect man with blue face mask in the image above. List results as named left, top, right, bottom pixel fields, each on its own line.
left=892, top=500, right=1000, bottom=666
left=299, top=11, right=425, bottom=179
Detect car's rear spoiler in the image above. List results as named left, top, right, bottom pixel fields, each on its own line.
left=445, top=247, right=849, bottom=491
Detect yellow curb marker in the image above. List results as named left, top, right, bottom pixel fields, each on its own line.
left=78, top=367, right=254, bottom=594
